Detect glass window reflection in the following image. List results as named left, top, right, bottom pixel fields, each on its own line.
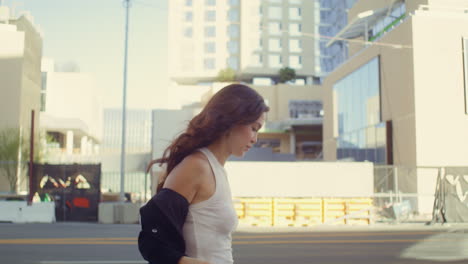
left=333, top=57, right=386, bottom=163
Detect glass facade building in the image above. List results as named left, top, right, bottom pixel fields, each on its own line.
left=368, top=2, right=406, bottom=42
left=334, top=57, right=387, bottom=163
left=319, top=0, right=357, bottom=74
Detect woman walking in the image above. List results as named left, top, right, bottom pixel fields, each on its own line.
left=138, top=84, right=269, bottom=264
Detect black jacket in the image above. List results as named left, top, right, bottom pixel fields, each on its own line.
left=138, top=188, right=189, bottom=264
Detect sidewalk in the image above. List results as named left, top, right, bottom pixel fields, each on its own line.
left=235, top=222, right=468, bottom=233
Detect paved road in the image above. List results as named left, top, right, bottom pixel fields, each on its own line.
left=0, top=223, right=467, bottom=264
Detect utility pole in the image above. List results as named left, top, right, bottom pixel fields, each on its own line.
left=120, top=0, right=131, bottom=203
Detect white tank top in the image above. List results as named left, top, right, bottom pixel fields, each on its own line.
left=183, top=147, right=239, bottom=264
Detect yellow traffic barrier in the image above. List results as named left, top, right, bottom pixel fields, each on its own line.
left=323, top=199, right=346, bottom=225
left=272, top=198, right=323, bottom=226
left=239, top=198, right=273, bottom=226
left=233, top=197, right=373, bottom=226
left=272, top=198, right=296, bottom=226
left=292, top=198, right=323, bottom=226
left=344, top=198, right=373, bottom=225
left=233, top=199, right=245, bottom=219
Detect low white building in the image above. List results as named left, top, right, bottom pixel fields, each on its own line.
left=40, top=58, right=102, bottom=164
left=0, top=7, right=42, bottom=193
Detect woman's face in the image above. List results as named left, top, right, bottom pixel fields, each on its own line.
left=228, top=112, right=266, bottom=157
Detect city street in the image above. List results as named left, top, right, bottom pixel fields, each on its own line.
left=0, top=223, right=467, bottom=264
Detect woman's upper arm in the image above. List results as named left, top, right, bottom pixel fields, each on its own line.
left=163, top=155, right=208, bottom=204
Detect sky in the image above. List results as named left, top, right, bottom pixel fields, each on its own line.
left=4, top=0, right=169, bottom=109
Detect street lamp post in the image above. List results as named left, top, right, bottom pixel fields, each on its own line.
left=120, top=0, right=131, bottom=203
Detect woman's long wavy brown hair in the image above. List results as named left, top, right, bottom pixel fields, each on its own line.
left=148, top=84, right=269, bottom=192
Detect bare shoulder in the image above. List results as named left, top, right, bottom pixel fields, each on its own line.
left=181, top=152, right=211, bottom=173
left=163, top=151, right=211, bottom=202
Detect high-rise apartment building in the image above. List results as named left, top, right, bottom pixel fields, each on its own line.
left=318, top=0, right=357, bottom=75
left=168, top=0, right=319, bottom=84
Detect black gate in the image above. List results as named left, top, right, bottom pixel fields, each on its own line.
left=32, top=164, right=101, bottom=222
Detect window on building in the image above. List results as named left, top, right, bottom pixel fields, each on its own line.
left=333, top=57, right=384, bottom=163
left=269, top=0, right=282, bottom=3
left=269, top=6, right=282, bottom=19
left=183, top=27, right=193, bottom=37
left=269, top=38, right=282, bottom=51
left=289, top=55, right=302, bottom=69
left=205, top=42, right=216, bottom=53
left=205, top=0, right=216, bottom=6
left=289, top=39, right=301, bottom=52
left=205, top=10, right=216, bottom=22
left=228, top=57, right=239, bottom=70
left=185, top=12, right=193, bottom=22
left=289, top=0, right=302, bottom=4
left=205, top=26, right=216, bottom=37
left=269, top=54, right=282, bottom=68
left=254, top=138, right=280, bottom=150
left=185, top=0, right=192, bottom=6
left=289, top=23, right=302, bottom=35
left=268, top=22, right=282, bottom=35
left=204, top=58, right=216, bottom=70
left=250, top=53, right=263, bottom=66
left=228, top=9, right=239, bottom=22
left=315, top=56, right=321, bottom=73
left=252, top=38, right=263, bottom=51
left=41, top=72, right=47, bottom=91
left=227, top=40, right=239, bottom=54
left=41, top=72, right=47, bottom=112
left=229, top=0, right=239, bottom=6
left=289, top=7, right=301, bottom=20
left=369, top=2, right=406, bottom=41
left=289, top=100, right=323, bottom=119
left=228, top=24, right=240, bottom=37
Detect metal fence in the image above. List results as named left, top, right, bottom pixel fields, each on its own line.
left=101, top=171, right=151, bottom=203
left=373, top=166, right=468, bottom=224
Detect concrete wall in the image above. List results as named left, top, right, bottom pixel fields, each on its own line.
left=323, top=18, right=416, bottom=166
left=426, top=0, right=468, bottom=7
left=226, top=161, right=374, bottom=197
left=411, top=9, right=468, bottom=166
left=151, top=108, right=196, bottom=163
left=0, top=201, right=55, bottom=223
left=101, top=153, right=151, bottom=172
left=0, top=24, right=23, bottom=129
left=14, top=16, right=42, bottom=139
